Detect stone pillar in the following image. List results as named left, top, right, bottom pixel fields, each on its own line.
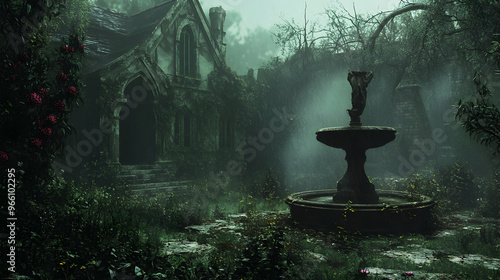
left=335, top=147, right=379, bottom=203
left=209, top=6, right=226, bottom=59
left=209, top=6, right=226, bottom=44
left=109, top=98, right=127, bottom=163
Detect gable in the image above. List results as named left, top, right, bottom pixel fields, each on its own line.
left=82, top=1, right=176, bottom=73
left=78, top=0, right=223, bottom=74
left=151, top=0, right=225, bottom=68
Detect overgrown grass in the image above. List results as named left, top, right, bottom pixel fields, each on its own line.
left=6, top=160, right=500, bottom=279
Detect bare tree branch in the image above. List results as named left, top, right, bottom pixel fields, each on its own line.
left=444, top=27, right=470, bottom=36
left=367, top=3, right=429, bottom=53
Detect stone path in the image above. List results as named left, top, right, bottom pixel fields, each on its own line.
left=159, top=210, right=500, bottom=279
left=362, top=267, right=449, bottom=280
left=162, top=240, right=213, bottom=255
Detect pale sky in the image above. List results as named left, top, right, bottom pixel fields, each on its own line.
left=199, top=0, right=404, bottom=72
left=200, top=0, right=403, bottom=31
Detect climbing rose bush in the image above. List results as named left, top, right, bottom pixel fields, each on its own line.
left=0, top=1, right=86, bottom=278
left=1, top=29, right=84, bottom=183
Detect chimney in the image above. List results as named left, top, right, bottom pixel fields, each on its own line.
left=209, top=6, right=226, bottom=45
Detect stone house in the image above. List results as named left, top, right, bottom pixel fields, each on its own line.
left=63, top=0, right=243, bottom=183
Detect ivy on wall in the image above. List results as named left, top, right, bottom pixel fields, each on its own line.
left=207, top=63, right=261, bottom=128
left=95, top=80, right=122, bottom=119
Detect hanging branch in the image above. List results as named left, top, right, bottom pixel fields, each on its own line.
left=366, top=3, right=430, bottom=54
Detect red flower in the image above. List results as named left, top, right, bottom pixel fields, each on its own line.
left=66, top=86, right=77, bottom=96
left=41, top=127, right=52, bottom=138
left=60, top=45, right=71, bottom=54
left=11, top=61, right=21, bottom=70
left=21, top=52, right=30, bottom=62
left=38, top=88, right=49, bottom=96
left=31, top=138, right=42, bottom=147
left=27, top=92, right=42, bottom=105
left=61, top=44, right=78, bottom=54
left=36, top=119, right=43, bottom=127
left=57, top=73, right=67, bottom=81
left=46, top=115, right=57, bottom=124
left=79, top=44, right=84, bottom=52
left=54, top=100, right=65, bottom=111
left=0, top=151, right=8, bottom=162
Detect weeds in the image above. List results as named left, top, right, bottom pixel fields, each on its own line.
left=5, top=158, right=500, bottom=279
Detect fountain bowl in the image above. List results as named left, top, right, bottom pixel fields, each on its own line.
left=316, top=126, right=396, bottom=150
left=285, top=190, right=435, bottom=234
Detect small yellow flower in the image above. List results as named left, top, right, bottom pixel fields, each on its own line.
left=59, top=262, right=66, bottom=266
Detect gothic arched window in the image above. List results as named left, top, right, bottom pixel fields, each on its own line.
left=174, top=112, right=195, bottom=148
left=179, top=26, right=196, bottom=77
left=219, top=117, right=234, bottom=149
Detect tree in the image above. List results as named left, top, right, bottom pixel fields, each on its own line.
left=49, top=0, right=91, bottom=35
left=274, top=0, right=499, bottom=85
left=456, top=68, right=500, bottom=153
left=225, top=10, right=279, bottom=75
left=261, top=0, right=500, bottom=178
left=273, top=3, right=324, bottom=70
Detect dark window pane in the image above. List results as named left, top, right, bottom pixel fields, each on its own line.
left=184, top=114, right=191, bottom=147
left=174, top=114, right=180, bottom=145
left=180, top=26, right=195, bottom=77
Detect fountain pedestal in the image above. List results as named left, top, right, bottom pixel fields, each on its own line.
left=337, top=147, right=377, bottom=203
left=317, top=126, right=396, bottom=203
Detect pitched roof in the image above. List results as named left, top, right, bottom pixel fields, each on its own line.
left=82, top=1, right=176, bottom=73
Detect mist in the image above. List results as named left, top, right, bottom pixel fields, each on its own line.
left=281, top=69, right=351, bottom=191
left=2, top=0, right=500, bottom=279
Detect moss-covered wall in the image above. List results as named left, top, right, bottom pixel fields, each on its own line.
left=72, top=1, right=245, bottom=179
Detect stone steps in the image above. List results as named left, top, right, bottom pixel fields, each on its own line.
left=118, top=173, right=173, bottom=184
left=130, top=181, right=192, bottom=195
left=119, top=161, right=192, bottom=194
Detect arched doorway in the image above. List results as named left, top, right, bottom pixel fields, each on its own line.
left=119, top=76, right=156, bottom=164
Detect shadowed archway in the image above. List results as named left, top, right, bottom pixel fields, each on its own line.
left=119, top=76, right=156, bottom=164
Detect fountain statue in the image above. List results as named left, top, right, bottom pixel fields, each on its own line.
left=285, top=71, right=435, bottom=233
left=347, top=71, right=373, bottom=126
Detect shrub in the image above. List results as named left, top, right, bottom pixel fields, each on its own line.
left=406, top=161, right=479, bottom=214
left=3, top=163, right=206, bottom=279
left=436, top=161, right=478, bottom=209
left=246, top=168, right=285, bottom=199
left=478, top=168, right=500, bottom=218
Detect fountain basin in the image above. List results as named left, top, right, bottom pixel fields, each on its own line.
left=316, top=126, right=396, bottom=150
left=285, top=190, right=435, bottom=233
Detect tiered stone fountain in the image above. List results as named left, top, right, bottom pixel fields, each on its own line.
left=285, top=71, right=435, bottom=233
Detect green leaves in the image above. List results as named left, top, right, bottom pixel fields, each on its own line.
left=0, top=0, right=86, bottom=196
left=456, top=71, right=500, bottom=153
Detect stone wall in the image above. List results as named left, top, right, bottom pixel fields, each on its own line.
left=387, top=85, right=433, bottom=175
